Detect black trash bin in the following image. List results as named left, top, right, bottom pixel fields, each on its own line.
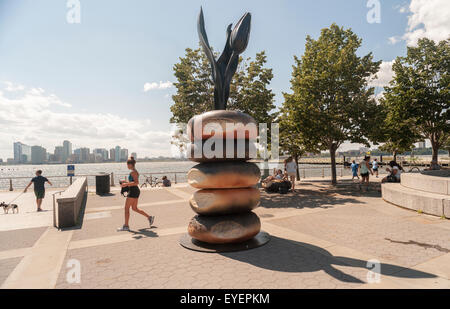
left=96, top=173, right=110, bottom=195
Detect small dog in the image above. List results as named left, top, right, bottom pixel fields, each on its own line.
left=1, top=202, right=19, bottom=214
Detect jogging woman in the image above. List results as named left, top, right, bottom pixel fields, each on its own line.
left=118, top=157, right=154, bottom=231
left=359, top=156, right=373, bottom=191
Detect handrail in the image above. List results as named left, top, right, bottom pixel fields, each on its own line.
left=52, top=190, right=65, bottom=228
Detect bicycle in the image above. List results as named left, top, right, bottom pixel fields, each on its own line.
left=140, top=175, right=163, bottom=188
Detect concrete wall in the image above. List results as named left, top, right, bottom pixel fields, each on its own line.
left=56, top=177, right=87, bottom=228
left=382, top=184, right=448, bottom=217
left=401, top=173, right=450, bottom=195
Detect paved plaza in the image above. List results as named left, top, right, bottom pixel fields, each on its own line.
left=0, top=178, right=449, bottom=289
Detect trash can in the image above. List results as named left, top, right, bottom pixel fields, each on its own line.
left=96, top=173, right=110, bottom=195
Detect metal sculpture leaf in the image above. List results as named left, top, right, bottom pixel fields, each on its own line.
left=197, top=8, right=251, bottom=110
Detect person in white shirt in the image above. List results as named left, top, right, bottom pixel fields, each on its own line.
left=285, top=157, right=298, bottom=190
left=372, top=158, right=379, bottom=178
left=382, top=161, right=403, bottom=183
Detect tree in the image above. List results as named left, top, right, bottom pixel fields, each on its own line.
left=375, top=96, right=419, bottom=161
left=228, top=52, right=276, bottom=125
left=383, top=38, right=450, bottom=168
left=282, top=24, right=381, bottom=185
left=170, top=48, right=214, bottom=124
left=170, top=48, right=276, bottom=152
left=278, top=113, right=307, bottom=180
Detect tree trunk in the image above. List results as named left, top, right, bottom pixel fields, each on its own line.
left=393, top=150, right=397, bottom=162
left=330, top=147, right=337, bottom=185
left=430, top=140, right=440, bottom=169
left=295, top=155, right=300, bottom=181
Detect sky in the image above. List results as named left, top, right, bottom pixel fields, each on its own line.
left=0, top=0, right=449, bottom=160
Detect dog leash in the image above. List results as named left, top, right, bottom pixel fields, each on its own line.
left=6, top=191, right=26, bottom=205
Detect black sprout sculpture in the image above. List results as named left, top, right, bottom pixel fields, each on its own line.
left=197, top=7, right=251, bottom=110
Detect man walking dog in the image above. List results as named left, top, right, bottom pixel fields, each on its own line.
left=24, top=170, right=52, bottom=212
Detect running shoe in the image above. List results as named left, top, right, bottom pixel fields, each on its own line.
left=117, top=225, right=130, bottom=232
left=149, top=216, right=155, bottom=227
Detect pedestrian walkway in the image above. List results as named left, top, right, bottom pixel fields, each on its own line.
left=0, top=178, right=449, bottom=289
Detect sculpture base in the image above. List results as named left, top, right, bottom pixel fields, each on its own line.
left=179, top=231, right=270, bottom=253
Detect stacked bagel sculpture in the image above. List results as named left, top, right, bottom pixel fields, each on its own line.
left=187, top=111, right=261, bottom=244
left=182, top=9, right=265, bottom=246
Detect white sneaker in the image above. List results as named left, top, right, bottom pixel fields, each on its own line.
left=117, top=225, right=130, bottom=232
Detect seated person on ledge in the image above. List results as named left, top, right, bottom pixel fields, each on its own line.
left=162, top=176, right=171, bottom=187
left=263, top=169, right=286, bottom=183
left=382, top=161, right=403, bottom=183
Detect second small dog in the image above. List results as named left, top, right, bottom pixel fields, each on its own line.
left=0, top=202, right=19, bottom=214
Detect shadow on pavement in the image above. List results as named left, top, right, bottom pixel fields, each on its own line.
left=259, top=188, right=363, bottom=210
left=130, top=228, right=158, bottom=239
left=222, top=236, right=436, bottom=284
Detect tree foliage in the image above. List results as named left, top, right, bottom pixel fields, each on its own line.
left=382, top=38, right=450, bottom=167
left=281, top=24, right=381, bottom=184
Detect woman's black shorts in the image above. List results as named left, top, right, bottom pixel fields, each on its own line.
left=361, top=172, right=369, bottom=178
left=128, top=186, right=140, bottom=198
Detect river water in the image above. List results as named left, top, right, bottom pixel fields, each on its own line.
left=0, top=161, right=382, bottom=191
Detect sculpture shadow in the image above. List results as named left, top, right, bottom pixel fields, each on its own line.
left=300, top=179, right=382, bottom=198
left=221, top=236, right=436, bottom=284
left=259, top=186, right=363, bottom=210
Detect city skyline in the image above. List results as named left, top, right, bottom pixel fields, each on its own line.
left=9, top=140, right=134, bottom=164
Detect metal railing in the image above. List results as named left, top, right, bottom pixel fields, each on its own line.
left=0, top=171, right=188, bottom=191
left=0, top=165, right=426, bottom=191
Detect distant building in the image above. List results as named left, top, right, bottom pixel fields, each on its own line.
left=93, top=148, right=109, bottom=162
left=109, top=148, right=115, bottom=162
left=131, top=152, right=137, bottom=160
left=417, top=141, right=426, bottom=149
left=79, top=148, right=90, bottom=163
left=54, top=146, right=64, bottom=163
left=73, top=148, right=81, bottom=162
left=31, top=146, right=47, bottom=164
left=115, top=146, right=121, bottom=162
left=13, top=142, right=31, bottom=163
left=62, top=140, right=72, bottom=163
left=120, top=149, right=129, bottom=162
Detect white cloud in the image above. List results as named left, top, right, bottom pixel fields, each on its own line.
left=368, top=61, right=395, bottom=88
left=392, top=0, right=450, bottom=46
left=143, top=81, right=173, bottom=92
left=0, top=83, right=173, bottom=159
left=3, top=81, right=25, bottom=92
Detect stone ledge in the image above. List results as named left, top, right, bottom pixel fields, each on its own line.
left=382, top=183, right=449, bottom=218
left=401, top=173, right=449, bottom=196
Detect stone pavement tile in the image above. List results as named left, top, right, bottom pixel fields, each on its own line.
left=0, top=226, right=47, bottom=251
left=2, top=228, right=73, bottom=289
left=0, top=257, right=21, bottom=286
left=269, top=204, right=450, bottom=268
left=71, top=200, right=191, bottom=241
left=410, top=253, right=450, bottom=280
left=56, top=234, right=380, bottom=289
left=85, top=189, right=183, bottom=210
left=173, top=186, right=197, bottom=195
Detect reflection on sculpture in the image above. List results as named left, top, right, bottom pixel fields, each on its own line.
left=180, top=8, right=270, bottom=252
